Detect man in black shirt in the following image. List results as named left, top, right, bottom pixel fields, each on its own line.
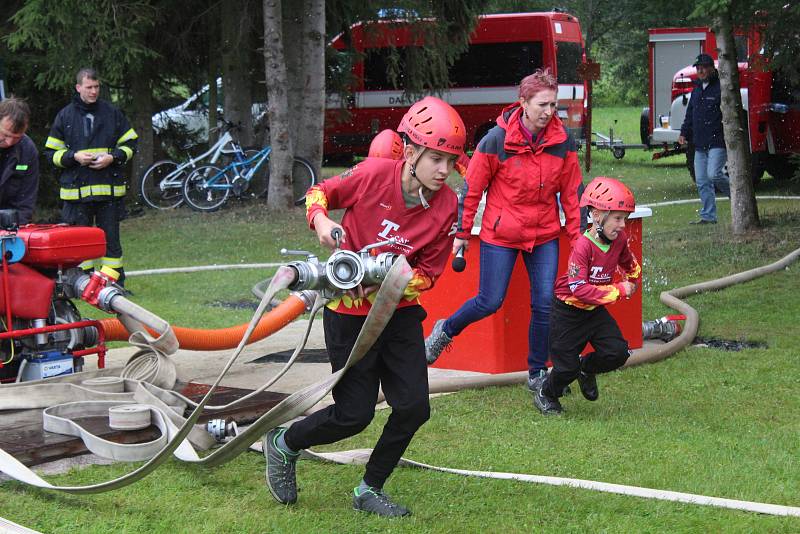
left=0, top=97, right=39, bottom=225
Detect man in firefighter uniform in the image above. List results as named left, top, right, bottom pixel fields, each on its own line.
left=45, top=68, right=137, bottom=285
left=0, top=97, right=39, bottom=225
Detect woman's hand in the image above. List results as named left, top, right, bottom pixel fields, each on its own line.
left=452, top=237, right=469, bottom=255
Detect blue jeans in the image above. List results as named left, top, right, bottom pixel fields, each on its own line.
left=694, top=148, right=730, bottom=222
left=443, top=239, right=559, bottom=376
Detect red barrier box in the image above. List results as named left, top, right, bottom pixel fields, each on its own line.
left=421, top=208, right=651, bottom=374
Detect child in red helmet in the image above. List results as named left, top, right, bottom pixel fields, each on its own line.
left=531, top=177, right=642, bottom=415
left=264, top=96, right=466, bottom=517
left=367, top=129, right=404, bottom=160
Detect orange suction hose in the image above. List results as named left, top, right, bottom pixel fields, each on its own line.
left=99, top=294, right=308, bottom=351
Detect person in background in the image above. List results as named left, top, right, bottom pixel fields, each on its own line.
left=44, top=67, right=137, bottom=284
left=531, top=176, right=641, bottom=415
left=264, top=97, right=466, bottom=518
left=678, top=53, right=730, bottom=225
left=0, top=97, right=39, bottom=224
left=424, top=68, right=583, bottom=403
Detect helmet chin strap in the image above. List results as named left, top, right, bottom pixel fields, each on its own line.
left=593, top=210, right=613, bottom=244
left=407, top=146, right=431, bottom=209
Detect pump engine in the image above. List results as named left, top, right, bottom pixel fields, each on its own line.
left=0, top=210, right=109, bottom=383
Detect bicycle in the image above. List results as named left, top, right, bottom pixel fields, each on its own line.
left=140, top=122, right=253, bottom=209
left=182, top=146, right=317, bottom=212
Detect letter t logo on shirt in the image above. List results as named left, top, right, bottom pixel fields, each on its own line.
left=378, top=219, right=400, bottom=238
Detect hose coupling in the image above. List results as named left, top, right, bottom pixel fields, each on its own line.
left=206, top=419, right=239, bottom=442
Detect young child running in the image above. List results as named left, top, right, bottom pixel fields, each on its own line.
left=531, top=176, right=642, bottom=415
left=264, top=96, right=466, bottom=517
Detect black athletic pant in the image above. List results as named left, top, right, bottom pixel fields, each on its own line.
left=545, top=298, right=630, bottom=399
left=62, top=199, right=125, bottom=285
left=285, top=305, right=431, bottom=489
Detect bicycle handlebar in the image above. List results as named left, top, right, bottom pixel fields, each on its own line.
left=210, top=119, right=241, bottom=135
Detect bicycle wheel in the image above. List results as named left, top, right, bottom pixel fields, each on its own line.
left=292, top=157, right=317, bottom=205
left=182, top=164, right=231, bottom=212
left=140, top=160, right=185, bottom=209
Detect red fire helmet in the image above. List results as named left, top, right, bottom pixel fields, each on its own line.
left=398, top=96, right=466, bottom=156
left=580, top=176, right=636, bottom=212
left=368, top=129, right=404, bottom=160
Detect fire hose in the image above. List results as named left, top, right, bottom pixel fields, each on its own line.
left=0, top=251, right=414, bottom=493
left=0, top=233, right=797, bottom=516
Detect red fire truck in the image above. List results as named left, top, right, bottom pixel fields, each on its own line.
left=324, top=12, right=587, bottom=162
left=642, top=26, right=800, bottom=182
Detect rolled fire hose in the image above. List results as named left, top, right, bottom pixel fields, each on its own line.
left=0, top=257, right=413, bottom=493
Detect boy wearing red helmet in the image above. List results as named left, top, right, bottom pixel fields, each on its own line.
left=531, top=177, right=642, bottom=415
left=264, top=97, right=465, bottom=517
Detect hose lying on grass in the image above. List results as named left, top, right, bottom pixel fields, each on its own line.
left=323, top=244, right=800, bottom=518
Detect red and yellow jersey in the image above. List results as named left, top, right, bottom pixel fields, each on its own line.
left=305, top=157, right=457, bottom=315
left=554, top=229, right=641, bottom=310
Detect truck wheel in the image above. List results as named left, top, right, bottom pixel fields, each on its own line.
left=764, top=154, right=797, bottom=180
left=640, top=107, right=650, bottom=147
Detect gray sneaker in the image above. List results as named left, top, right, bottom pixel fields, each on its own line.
left=264, top=427, right=300, bottom=504
left=425, top=319, right=452, bottom=364
left=531, top=376, right=563, bottom=415
left=353, top=487, right=411, bottom=517
left=528, top=371, right=571, bottom=396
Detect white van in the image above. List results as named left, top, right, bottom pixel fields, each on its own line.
left=152, top=78, right=267, bottom=144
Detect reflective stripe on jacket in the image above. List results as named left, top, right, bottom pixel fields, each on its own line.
left=44, top=95, right=137, bottom=201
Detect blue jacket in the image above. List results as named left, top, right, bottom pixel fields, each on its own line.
left=679, top=74, right=725, bottom=151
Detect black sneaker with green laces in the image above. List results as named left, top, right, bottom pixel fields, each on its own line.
left=264, top=427, right=300, bottom=504
left=353, top=486, right=411, bottom=517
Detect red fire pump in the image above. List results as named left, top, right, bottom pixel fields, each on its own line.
left=0, top=210, right=112, bottom=383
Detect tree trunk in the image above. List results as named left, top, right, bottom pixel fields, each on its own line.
left=221, top=0, right=255, bottom=147
left=263, top=0, right=294, bottom=209
left=129, top=73, right=153, bottom=207
left=294, top=0, right=325, bottom=189
left=713, top=9, right=759, bottom=235
left=208, top=47, right=220, bottom=146
left=283, top=0, right=303, bottom=152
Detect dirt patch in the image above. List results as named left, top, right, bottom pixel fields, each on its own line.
left=248, top=348, right=329, bottom=364
left=692, top=337, right=768, bottom=351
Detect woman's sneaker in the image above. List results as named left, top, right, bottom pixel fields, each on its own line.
left=531, top=376, right=563, bottom=415
left=264, top=427, right=300, bottom=504
left=353, top=487, right=411, bottom=517
left=424, top=319, right=452, bottom=364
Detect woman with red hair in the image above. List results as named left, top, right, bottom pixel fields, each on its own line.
left=425, top=69, right=584, bottom=402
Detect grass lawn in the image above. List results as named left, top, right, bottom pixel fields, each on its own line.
left=1, top=107, right=799, bottom=533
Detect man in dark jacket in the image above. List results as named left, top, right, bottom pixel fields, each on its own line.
left=0, top=97, right=39, bottom=225
left=45, top=68, right=137, bottom=284
left=678, top=53, right=730, bottom=225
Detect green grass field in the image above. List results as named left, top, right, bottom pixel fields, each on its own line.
left=1, top=107, right=799, bottom=533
